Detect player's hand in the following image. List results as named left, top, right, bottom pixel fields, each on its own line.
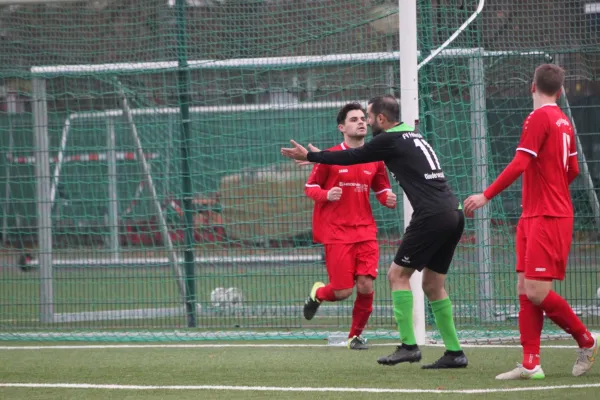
left=281, top=140, right=309, bottom=161
left=385, top=191, right=397, bottom=208
left=464, top=193, right=488, bottom=217
left=327, top=187, right=342, bottom=202
left=293, top=145, right=320, bottom=166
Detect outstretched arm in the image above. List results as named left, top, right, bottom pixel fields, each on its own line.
left=307, top=134, right=392, bottom=165
left=484, top=151, right=534, bottom=200
left=464, top=110, right=547, bottom=217
left=464, top=151, right=533, bottom=216
left=281, top=134, right=393, bottom=165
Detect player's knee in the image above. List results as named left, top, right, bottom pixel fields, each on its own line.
left=355, top=276, right=374, bottom=294
left=334, top=288, right=353, bottom=300
left=387, top=263, right=411, bottom=285
left=421, top=280, right=445, bottom=300
left=524, top=279, right=551, bottom=305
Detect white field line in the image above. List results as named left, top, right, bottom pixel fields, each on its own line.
left=0, top=343, right=580, bottom=350
left=1, top=382, right=600, bottom=394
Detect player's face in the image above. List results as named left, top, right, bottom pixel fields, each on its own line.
left=366, top=104, right=384, bottom=136
left=339, top=109, right=367, bottom=138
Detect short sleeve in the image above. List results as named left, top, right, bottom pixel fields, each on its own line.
left=371, top=162, right=391, bottom=194
left=516, top=110, right=549, bottom=157
left=305, top=163, right=329, bottom=188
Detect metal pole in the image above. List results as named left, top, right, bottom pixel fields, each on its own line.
left=32, top=78, right=54, bottom=323
left=418, top=2, right=436, bottom=328
left=399, top=0, right=425, bottom=345
left=386, top=35, right=394, bottom=95
left=166, top=114, right=173, bottom=197
left=116, top=82, right=188, bottom=305
left=469, top=52, right=494, bottom=322
left=176, top=0, right=198, bottom=328
left=2, top=92, right=16, bottom=244
left=560, top=91, right=600, bottom=231
left=49, top=118, right=71, bottom=207
left=106, top=118, right=120, bottom=261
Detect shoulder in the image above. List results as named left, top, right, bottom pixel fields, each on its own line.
left=527, top=104, right=563, bottom=121
left=529, top=106, right=573, bottom=130
left=523, top=106, right=554, bottom=130
left=370, top=132, right=396, bottom=145
left=327, top=144, right=344, bottom=151
left=525, top=107, right=546, bottom=122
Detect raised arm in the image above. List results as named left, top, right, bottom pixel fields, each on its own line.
left=464, top=111, right=547, bottom=216
left=306, top=134, right=394, bottom=166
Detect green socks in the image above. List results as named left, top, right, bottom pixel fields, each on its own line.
left=392, top=290, right=416, bottom=346
left=392, top=291, right=462, bottom=352
left=431, top=297, right=462, bottom=352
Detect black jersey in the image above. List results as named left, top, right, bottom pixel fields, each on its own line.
left=306, top=123, right=460, bottom=219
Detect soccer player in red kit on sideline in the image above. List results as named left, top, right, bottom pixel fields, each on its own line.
left=303, top=102, right=397, bottom=350
left=465, top=64, right=598, bottom=380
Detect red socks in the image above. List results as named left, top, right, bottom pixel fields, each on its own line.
left=539, top=291, right=595, bottom=349
left=520, top=290, right=595, bottom=369
left=315, top=284, right=337, bottom=302
left=349, top=291, right=374, bottom=338
left=519, top=295, right=544, bottom=369
left=315, top=286, right=374, bottom=338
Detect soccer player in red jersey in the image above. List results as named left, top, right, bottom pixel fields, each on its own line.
left=302, top=102, right=397, bottom=350
left=465, top=64, right=598, bottom=379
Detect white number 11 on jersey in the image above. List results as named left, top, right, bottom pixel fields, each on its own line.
left=414, top=138, right=442, bottom=171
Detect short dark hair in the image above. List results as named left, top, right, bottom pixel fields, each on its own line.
left=336, top=102, right=365, bottom=125
left=368, top=95, right=399, bottom=122
left=534, top=64, right=565, bottom=96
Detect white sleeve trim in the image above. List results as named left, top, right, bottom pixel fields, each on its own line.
left=374, top=188, right=391, bottom=195
left=516, top=147, right=537, bottom=157
left=569, top=152, right=578, bottom=156
left=305, top=184, right=321, bottom=188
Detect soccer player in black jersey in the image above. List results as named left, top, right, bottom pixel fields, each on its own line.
left=281, top=95, right=467, bottom=369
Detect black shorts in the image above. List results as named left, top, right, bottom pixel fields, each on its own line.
left=394, top=209, right=464, bottom=275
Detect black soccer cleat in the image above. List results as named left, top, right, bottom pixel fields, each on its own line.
left=377, top=345, right=422, bottom=365
left=421, top=351, right=468, bottom=369
left=303, top=282, right=325, bottom=320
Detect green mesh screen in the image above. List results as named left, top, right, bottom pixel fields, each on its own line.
left=0, top=0, right=599, bottom=342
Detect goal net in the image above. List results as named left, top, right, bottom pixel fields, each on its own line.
left=1, top=0, right=599, bottom=342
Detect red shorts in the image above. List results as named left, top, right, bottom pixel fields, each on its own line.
left=324, top=240, right=379, bottom=290
left=516, top=216, right=573, bottom=281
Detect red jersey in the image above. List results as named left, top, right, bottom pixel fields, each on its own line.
left=304, top=143, right=392, bottom=244
left=516, top=103, right=577, bottom=218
